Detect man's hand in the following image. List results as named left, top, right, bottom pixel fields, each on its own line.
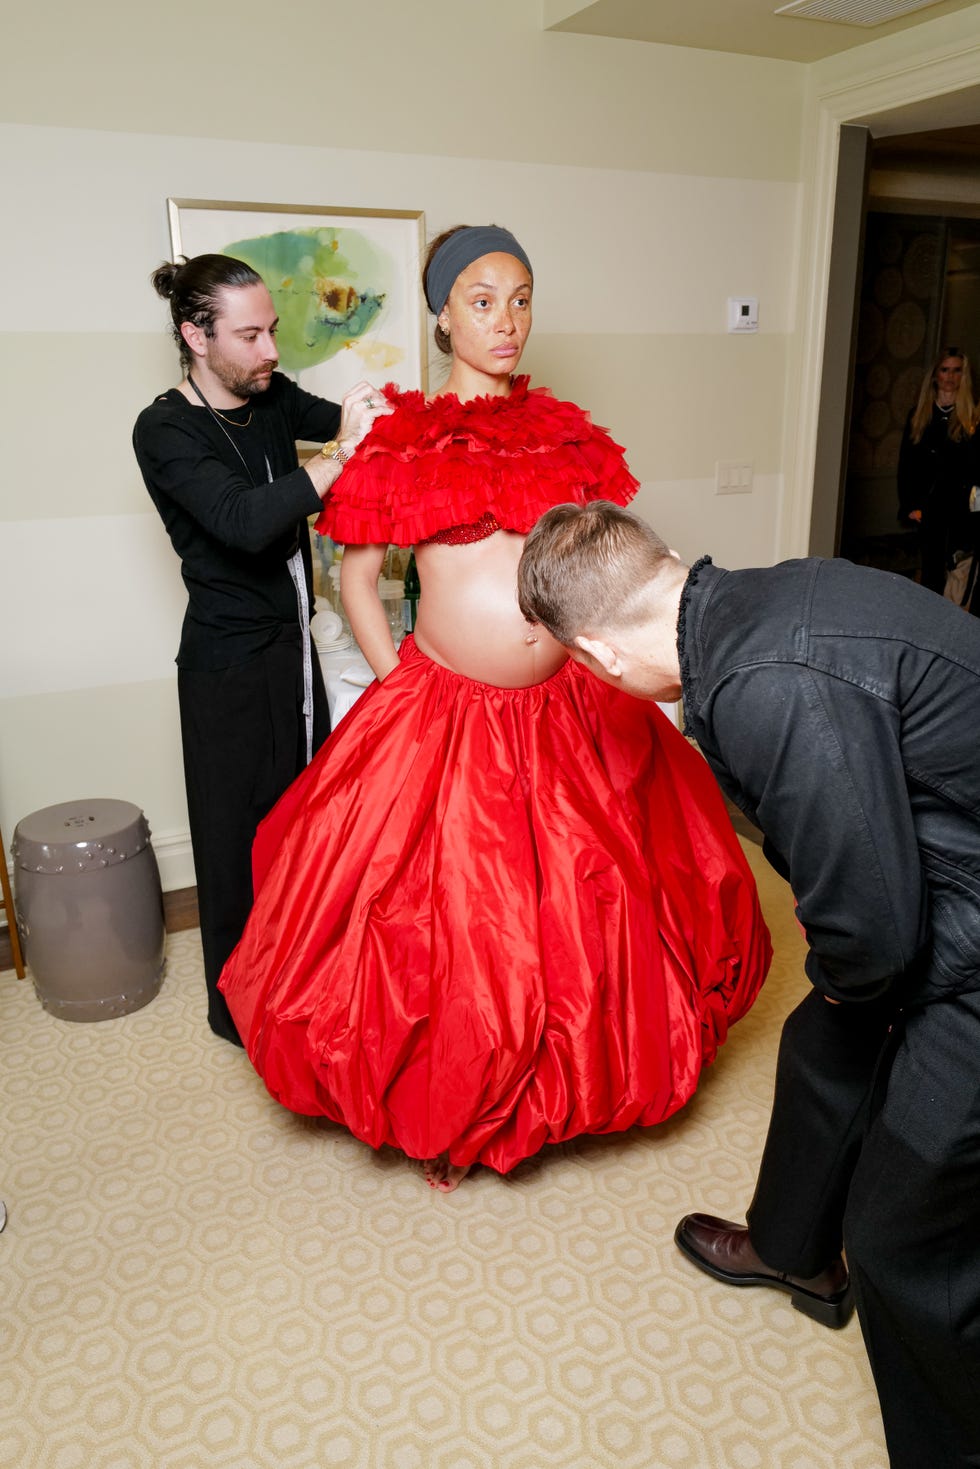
left=305, top=382, right=392, bottom=499
left=337, top=380, right=393, bottom=453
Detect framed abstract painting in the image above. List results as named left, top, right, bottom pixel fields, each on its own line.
left=167, top=198, right=428, bottom=397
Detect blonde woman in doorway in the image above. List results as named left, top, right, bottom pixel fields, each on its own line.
left=898, top=345, right=975, bottom=594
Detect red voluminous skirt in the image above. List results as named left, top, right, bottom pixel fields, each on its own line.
left=219, top=637, right=771, bottom=1173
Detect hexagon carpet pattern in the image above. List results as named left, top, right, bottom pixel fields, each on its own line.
left=0, top=841, right=888, bottom=1469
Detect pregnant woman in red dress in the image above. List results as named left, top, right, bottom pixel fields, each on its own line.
left=219, top=225, right=771, bottom=1190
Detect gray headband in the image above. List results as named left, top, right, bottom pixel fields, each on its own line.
left=425, top=226, right=533, bottom=316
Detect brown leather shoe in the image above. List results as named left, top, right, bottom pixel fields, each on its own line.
left=674, top=1213, right=854, bottom=1329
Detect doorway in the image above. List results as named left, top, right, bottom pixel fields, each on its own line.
left=795, top=65, right=980, bottom=567
left=840, top=200, right=980, bottom=577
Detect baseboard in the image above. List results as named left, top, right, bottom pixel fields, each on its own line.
left=149, top=831, right=198, bottom=893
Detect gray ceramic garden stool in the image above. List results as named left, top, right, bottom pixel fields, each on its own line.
left=12, top=798, right=165, bottom=1022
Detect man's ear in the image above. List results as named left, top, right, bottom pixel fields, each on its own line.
left=180, top=320, right=207, bottom=361
left=574, top=635, right=621, bottom=677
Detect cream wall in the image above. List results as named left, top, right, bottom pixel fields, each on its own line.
left=18, top=0, right=973, bottom=893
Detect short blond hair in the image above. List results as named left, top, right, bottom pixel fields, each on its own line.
left=518, top=502, right=681, bottom=645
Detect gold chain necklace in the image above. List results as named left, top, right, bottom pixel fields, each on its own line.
left=187, top=375, right=252, bottom=426
left=212, top=405, right=252, bottom=427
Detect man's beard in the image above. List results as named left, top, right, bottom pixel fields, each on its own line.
left=208, top=350, right=276, bottom=399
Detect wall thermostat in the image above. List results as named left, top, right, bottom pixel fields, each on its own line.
left=728, top=297, right=759, bottom=333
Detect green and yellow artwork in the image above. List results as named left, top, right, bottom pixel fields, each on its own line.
left=222, top=226, right=400, bottom=375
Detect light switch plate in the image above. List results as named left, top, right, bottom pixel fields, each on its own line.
left=716, top=461, right=753, bottom=493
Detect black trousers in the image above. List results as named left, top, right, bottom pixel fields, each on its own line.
left=177, top=629, right=329, bottom=1043
left=746, top=988, right=980, bottom=1467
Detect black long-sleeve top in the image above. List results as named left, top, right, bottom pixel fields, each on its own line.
left=133, top=373, right=339, bottom=670
left=896, top=402, right=972, bottom=530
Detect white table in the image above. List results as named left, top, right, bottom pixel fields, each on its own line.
left=316, top=645, right=377, bottom=727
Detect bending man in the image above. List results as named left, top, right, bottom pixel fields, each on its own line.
left=517, top=499, right=980, bottom=1469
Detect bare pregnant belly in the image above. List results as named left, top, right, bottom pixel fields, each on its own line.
left=413, top=533, right=568, bottom=688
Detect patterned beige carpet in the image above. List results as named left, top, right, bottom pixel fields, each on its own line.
left=0, top=841, right=888, bottom=1469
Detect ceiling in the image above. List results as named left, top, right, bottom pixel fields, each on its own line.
left=543, top=0, right=980, bottom=62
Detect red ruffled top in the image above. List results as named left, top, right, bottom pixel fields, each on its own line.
left=315, top=376, right=639, bottom=546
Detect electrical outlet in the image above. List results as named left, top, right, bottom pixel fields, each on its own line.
left=716, top=461, right=753, bottom=494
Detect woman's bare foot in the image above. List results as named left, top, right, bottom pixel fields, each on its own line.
left=422, top=1155, right=471, bottom=1192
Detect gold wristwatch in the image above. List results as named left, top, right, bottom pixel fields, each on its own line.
left=320, top=439, right=352, bottom=464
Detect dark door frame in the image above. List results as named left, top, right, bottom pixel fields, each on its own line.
left=808, top=124, right=871, bottom=559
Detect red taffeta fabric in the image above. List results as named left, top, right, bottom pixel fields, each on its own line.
left=220, top=638, right=772, bottom=1175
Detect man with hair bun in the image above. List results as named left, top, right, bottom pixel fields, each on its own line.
left=133, top=253, right=388, bottom=1044
left=517, top=499, right=980, bottom=1468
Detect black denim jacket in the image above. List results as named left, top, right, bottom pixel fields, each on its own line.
left=679, top=555, right=980, bottom=1005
